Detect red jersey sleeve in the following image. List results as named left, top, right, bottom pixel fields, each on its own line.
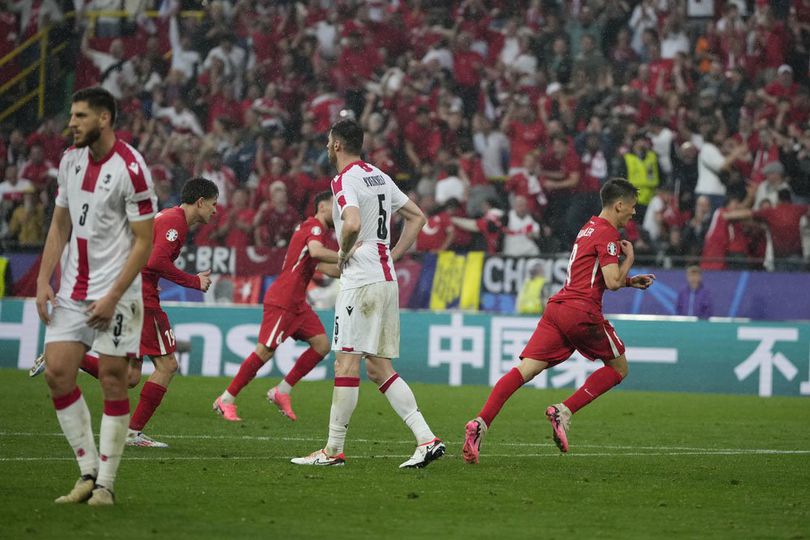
left=304, top=220, right=326, bottom=246
left=146, top=212, right=201, bottom=290
left=594, top=229, right=621, bottom=267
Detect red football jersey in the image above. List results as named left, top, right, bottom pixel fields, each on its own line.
left=263, top=216, right=327, bottom=312
left=550, top=216, right=621, bottom=314
left=142, top=206, right=200, bottom=309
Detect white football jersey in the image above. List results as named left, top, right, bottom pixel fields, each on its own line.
left=55, top=140, right=157, bottom=302
left=331, top=160, right=409, bottom=290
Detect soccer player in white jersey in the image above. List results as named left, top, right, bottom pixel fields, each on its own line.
left=292, top=119, right=445, bottom=469
left=36, top=87, right=156, bottom=505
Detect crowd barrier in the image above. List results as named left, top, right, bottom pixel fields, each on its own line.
left=2, top=299, right=808, bottom=397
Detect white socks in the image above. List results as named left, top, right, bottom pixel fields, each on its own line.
left=380, top=374, right=435, bottom=445
left=220, top=390, right=236, bottom=405
left=276, top=380, right=293, bottom=394
left=54, top=391, right=98, bottom=478
left=96, top=401, right=130, bottom=492
left=325, top=378, right=359, bottom=456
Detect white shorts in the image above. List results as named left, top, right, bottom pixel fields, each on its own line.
left=332, top=281, right=400, bottom=359
left=44, top=296, right=144, bottom=357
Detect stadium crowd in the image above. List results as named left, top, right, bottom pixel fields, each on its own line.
left=2, top=0, right=810, bottom=270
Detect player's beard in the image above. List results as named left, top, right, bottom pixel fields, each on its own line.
left=328, top=146, right=337, bottom=168
left=74, top=125, right=102, bottom=148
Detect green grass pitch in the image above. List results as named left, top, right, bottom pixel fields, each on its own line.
left=1, top=368, right=809, bottom=539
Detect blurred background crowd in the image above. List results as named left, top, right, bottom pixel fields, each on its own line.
left=1, top=0, right=810, bottom=271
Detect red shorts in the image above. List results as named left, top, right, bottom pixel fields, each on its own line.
left=140, top=307, right=175, bottom=358
left=258, top=304, right=325, bottom=349
left=520, top=301, right=625, bottom=365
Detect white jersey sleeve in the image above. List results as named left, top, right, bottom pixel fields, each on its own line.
left=55, top=152, right=71, bottom=209
left=121, top=148, right=157, bottom=222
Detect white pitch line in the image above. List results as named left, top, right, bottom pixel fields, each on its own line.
left=1, top=432, right=808, bottom=455
left=2, top=449, right=810, bottom=463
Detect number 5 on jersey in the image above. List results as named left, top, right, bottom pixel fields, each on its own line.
left=377, top=194, right=388, bottom=240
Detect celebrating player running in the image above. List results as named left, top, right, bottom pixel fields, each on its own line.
left=463, top=178, right=655, bottom=463
left=213, top=190, right=340, bottom=422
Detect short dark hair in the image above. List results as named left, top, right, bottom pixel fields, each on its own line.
left=313, top=190, right=332, bottom=212
left=601, top=178, right=638, bottom=207
left=181, top=177, right=219, bottom=204
left=72, top=87, right=117, bottom=126
left=330, top=119, right=364, bottom=155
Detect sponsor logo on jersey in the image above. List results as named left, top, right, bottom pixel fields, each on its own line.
left=607, top=241, right=617, bottom=256
left=75, top=165, right=81, bottom=174
left=346, top=306, right=354, bottom=316
left=166, top=228, right=179, bottom=242
left=128, top=162, right=140, bottom=175
left=103, top=174, right=112, bottom=184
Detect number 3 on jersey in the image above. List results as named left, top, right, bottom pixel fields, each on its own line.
left=78, top=203, right=89, bottom=226
left=376, top=194, right=388, bottom=240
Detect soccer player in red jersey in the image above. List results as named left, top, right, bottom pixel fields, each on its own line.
left=125, top=177, right=218, bottom=446
left=462, top=179, right=656, bottom=463
left=213, top=191, right=340, bottom=422
left=32, top=177, right=219, bottom=448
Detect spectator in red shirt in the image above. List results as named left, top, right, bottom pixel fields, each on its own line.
left=26, top=118, right=67, bottom=165
left=540, top=134, right=582, bottom=244
left=501, top=96, right=546, bottom=170
left=220, top=188, right=256, bottom=249
left=18, top=144, right=56, bottom=192
left=416, top=205, right=455, bottom=253
left=726, top=189, right=809, bottom=270
left=403, top=106, right=442, bottom=172
left=701, top=195, right=753, bottom=270
left=505, top=151, right=546, bottom=219
left=451, top=198, right=505, bottom=254
left=758, top=64, right=798, bottom=107
left=254, top=181, right=299, bottom=248
left=452, top=32, right=484, bottom=118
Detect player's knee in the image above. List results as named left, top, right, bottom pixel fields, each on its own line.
left=254, top=343, right=273, bottom=363
left=610, top=359, right=629, bottom=380
left=365, top=363, right=385, bottom=385
left=44, top=365, right=71, bottom=393
left=99, top=372, right=127, bottom=396
left=127, top=374, right=141, bottom=389
left=311, top=336, right=330, bottom=357
left=157, top=356, right=179, bottom=375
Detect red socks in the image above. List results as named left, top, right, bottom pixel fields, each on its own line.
left=563, top=365, right=624, bottom=414
left=478, top=367, right=524, bottom=427
left=81, top=355, right=99, bottom=378
left=226, top=352, right=265, bottom=397
left=283, top=348, right=325, bottom=387
left=129, top=381, right=167, bottom=431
